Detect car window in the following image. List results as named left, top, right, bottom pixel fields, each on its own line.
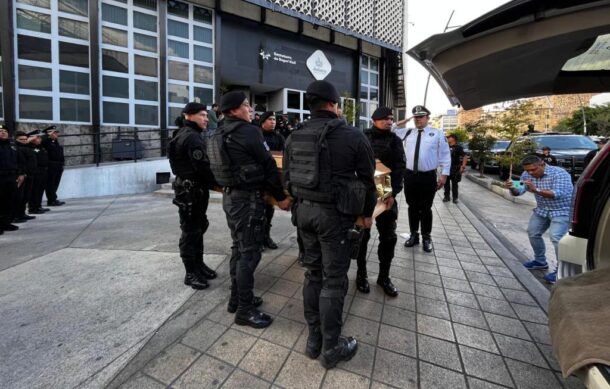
left=494, top=141, right=510, bottom=149
left=533, top=136, right=597, bottom=150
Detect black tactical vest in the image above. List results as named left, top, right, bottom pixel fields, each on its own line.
left=365, top=128, right=394, bottom=165
left=288, top=118, right=342, bottom=203
left=206, top=121, right=244, bottom=187
left=168, top=127, right=195, bottom=177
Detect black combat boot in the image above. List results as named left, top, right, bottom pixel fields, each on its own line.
left=377, top=278, right=398, bottom=297
left=263, top=236, right=278, bottom=250
left=198, top=261, right=217, bottom=279
left=320, top=336, right=358, bottom=369
left=356, top=275, right=370, bottom=294
left=183, top=258, right=209, bottom=289
left=227, top=296, right=263, bottom=313
left=404, top=233, right=419, bottom=247
left=234, top=309, right=273, bottom=328
left=305, top=327, right=323, bottom=359
left=422, top=237, right=433, bottom=253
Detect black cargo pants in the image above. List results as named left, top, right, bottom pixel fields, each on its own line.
left=174, top=178, right=210, bottom=273
left=356, top=201, right=398, bottom=281
left=0, top=174, right=17, bottom=227
left=297, top=199, right=356, bottom=350
left=404, top=170, right=437, bottom=239
left=223, top=188, right=265, bottom=315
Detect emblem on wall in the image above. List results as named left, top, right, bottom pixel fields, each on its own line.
left=306, top=50, right=332, bottom=80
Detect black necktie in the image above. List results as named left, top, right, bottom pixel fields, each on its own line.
left=413, top=129, right=423, bottom=173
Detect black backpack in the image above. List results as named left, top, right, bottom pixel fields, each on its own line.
left=206, top=122, right=244, bottom=187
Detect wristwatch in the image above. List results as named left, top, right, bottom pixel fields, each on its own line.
left=535, top=188, right=541, bottom=195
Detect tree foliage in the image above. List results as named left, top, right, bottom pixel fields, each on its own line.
left=555, top=103, right=610, bottom=136
left=448, top=127, right=469, bottom=143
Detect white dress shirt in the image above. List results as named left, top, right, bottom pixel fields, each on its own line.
left=403, top=126, right=451, bottom=176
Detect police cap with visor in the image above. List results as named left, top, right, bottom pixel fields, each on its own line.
left=412, top=105, right=431, bottom=116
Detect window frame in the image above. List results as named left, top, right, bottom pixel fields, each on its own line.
left=359, top=54, right=380, bottom=129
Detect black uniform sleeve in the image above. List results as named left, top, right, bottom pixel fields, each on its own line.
left=248, top=129, right=287, bottom=201
left=282, top=135, right=292, bottom=192
left=17, top=146, right=26, bottom=175
left=277, top=133, right=286, bottom=152
left=390, top=136, right=406, bottom=196
left=355, top=133, right=377, bottom=217
left=186, top=133, right=218, bottom=187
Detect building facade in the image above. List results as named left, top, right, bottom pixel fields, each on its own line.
left=0, top=0, right=406, bottom=165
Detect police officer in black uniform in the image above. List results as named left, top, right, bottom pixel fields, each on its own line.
left=168, top=102, right=218, bottom=290
left=355, top=107, right=406, bottom=297
left=28, top=130, right=50, bottom=215
left=0, top=124, right=24, bottom=234
left=209, top=91, right=291, bottom=329
left=259, top=111, right=285, bottom=250
left=14, top=131, right=37, bottom=223
left=284, top=81, right=376, bottom=369
left=43, top=127, right=66, bottom=206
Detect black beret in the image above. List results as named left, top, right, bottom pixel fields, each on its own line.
left=182, top=102, right=207, bottom=115
left=259, top=111, right=275, bottom=125
left=542, top=146, right=551, bottom=150
left=412, top=105, right=431, bottom=116
left=220, top=91, right=247, bottom=113
left=371, top=107, right=393, bottom=120
left=14, top=130, right=28, bottom=137
left=305, top=80, right=340, bottom=104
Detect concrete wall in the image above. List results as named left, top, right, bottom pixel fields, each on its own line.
left=57, top=158, right=171, bottom=199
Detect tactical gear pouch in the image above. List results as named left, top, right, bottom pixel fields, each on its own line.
left=238, top=163, right=265, bottom=185
left=335, top=179, right=367, bottom=216
left=348, top=227, right=363, bottom=260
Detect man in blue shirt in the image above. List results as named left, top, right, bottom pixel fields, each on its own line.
left=504, top=155, right=573, bottom=283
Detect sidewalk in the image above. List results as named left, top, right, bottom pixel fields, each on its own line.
left=0, top=191, right=580, bottom=388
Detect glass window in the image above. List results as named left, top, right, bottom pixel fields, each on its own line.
left=168, top=40, right=188, bottom=58
left=360, top=69, right=368, bottom=85
left=287, top=91, right=300, bottom=109
left=17, top=9, right=51, bottom=33
left=19, top=95, right=53, bottom=120
left=59, top=18, right=88, bottom=40
left=194, top=87, right=213, bottom=105
left=369, top=88, right=378, bottom=101
left=60, top=98, right=90, bottom=121
left=168, top=83, right=188, bottom=103
left=134, top=79, right=157, bottom=101
left=59, top=42, right=89, bottom=68
left=193, top=65, right=213, bottom=84
left=370, top=58, right=379, bottom=71
left=193, top=26, right=212, bottom=43
left=194, top=6, right=212, bottom=24
left=0, top=94, right=3, bottom=118
left=168, top=0, right=188, bottom=18
left=133, top=0, right=156, bottom=11
left=102, top=49, right=129, bottom=73
left=369, top=73, right=379, bottom=87
left=134, top=55, right=157, bottom=77
left=19, top=65, right=52, bottom=91
left=168, top=20, right=188, bottom=38
left=168, top=61, right=188, bottom=80
left=133, top=11, right=157, bottom=32
left=102, top=26, right=128, bottom=47
left=360, top=89, right=368, bottom=100
left=135, top=104, right=157, bottom=125
left=18, top=35, right=52, bottom=63
left=103, top=101, right=129, bottom=123
left=102, top=3, right=127, bottom=25
left=194, top=46, right=212, bottom=63
left=103, top=75, right=128, bottom=98
left=168, top=106, right=183, bottom=126
left=58, top=0, right=88, bottom=16
left=60, top=70, right=89, bottom=94
left=134, top=33, right=156, bottom=52
left=17, top=0, right=50, bottom=8
left=361, top=55, right=368, bottom=67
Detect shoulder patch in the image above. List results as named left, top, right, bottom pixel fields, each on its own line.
left=429, top=132, right=435, bottom=137
left=263, top=141, right=270, bottom=152
left=192, top=149, right=204, bottom=160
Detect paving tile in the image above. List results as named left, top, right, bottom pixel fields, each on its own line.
left=435, top=249, right=458, bottom=260
left=414, top=262, right=440, bottom=275
left=221, top=369, right=270, bottom=389
left=415, top=283, right=446, bottom=301
left=358, top=282, right=387, bottom=303
left=281, top=266, right=305, bottom=283
left=511, top=303, right=548, bottom=324
left=275, top=351, right=325, bottom=389
left=182, top=320, right=229, bottom=352
left=437, top=257, right=463, bottom=269
left=454, top=246, right=477, bottom=255
left=537, top=343, right=562, bottom=372
left=384, top=291, right=416, bottom=312
left=417, top=334, right=462, bottom=371
left=467, top=377, right=509, bottom=389
left=492, top=275, right=525, bottom=291
left=465, top=271, right=496, bottom=286
left=417, top=314, right=454, bottom=341
left=342, top=315, right=380, bottom=346
left=278, top=298, right=307, bottom=324
left=493, top=333, right=548, bottom=368
left=484, top=313, right=531, bottom=341
left=505, top=359, right=560, bottom=389
left=273, top=254, right=298, bottom=267
left=381, top=305, right=416, bottom=331
left=420, top=362, right=467, bottom=389
left=449, top=304, right=488, bottom=329
left=173, top=354, right=232, bottom=389
left=349, top=297, right=383, bottom=319
left=457, top=253, right=483, bottom=265
left=452, top=240, right=473, bottom=249
left=415, top=271, right=443, bottom=286
left=480, top=257, right=507, bottom=267
left=207, top=301, right=238, bottom=327
left=261, top=262, right=289, bottom=277
left=442, top=277, right=473, bottom=293
left=391, top=277, right=415, bottom=293
left=446, top=290, right=480, bottom=309
left=119, top=373, right=165, bottom=389
left=461, top=262, right=491, bottom=274
left=377, top=324, right=416, bottom=357
left=523, top=322, right=552, bottom=345
left=439, top=265, right=468, bottom=280
left=238, top=339, right=290, bottom=382
left=322, top=369, right=370, bottom=389
left=253, top=273, right=277, bottom=292
left=470, top=282, right=505, bottom=300
left=477, top=296, right=517, bottom=318
left=143, top=343, right=201, bottom=385
left=260, top=316, right=305, bottom=349
left=207, top=329, right=257, bottom=366
left=259, top=292, right=290, bottom=315
left=414, top=253, right=438, bottom=264
left=453, top=323, right=498, bottom=354
left=459, top=346, right=514, bottom=387
left=268, top=279, right=301, bottom=297
left=372, top=349, right=418, bottom=388
left=485, top=265, right=514, bottom=278
left=556, top=372, right=587, bottom=389
left=501, top=289, right=538, bottom=306
left=341, top=341, right=375, bottom=377
left=417, top=296, right=450, bottom=320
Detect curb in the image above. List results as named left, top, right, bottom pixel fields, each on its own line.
left=466, top=174, right=536, bottom=207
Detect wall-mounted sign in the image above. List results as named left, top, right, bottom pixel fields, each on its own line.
left=306, top=50, right=332, bottom=80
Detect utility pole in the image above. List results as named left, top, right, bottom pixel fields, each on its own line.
left=423, top=10, right=457, bottom=106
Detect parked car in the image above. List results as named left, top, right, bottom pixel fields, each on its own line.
left=407, top=0, right=610, bottom=386
left=470, top=140, right=509, bottom=170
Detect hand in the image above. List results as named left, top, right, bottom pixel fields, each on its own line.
left=277, top=197, right=292, bottom=211
left=362, top=217, right=373, bottom=229
left=503, top=179, right=513, bottom=189
left=16, top=175, right=25, bottom=188
left=460, top=166, right=465, bottom=174
left=523, top=180, right=536, bottom=192
left=436, top=175, right=447, bottom=191
left=383, top=196, right=394, bottom=209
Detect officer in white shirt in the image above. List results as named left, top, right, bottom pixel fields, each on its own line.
left=403, top=105, right=451, bottom=252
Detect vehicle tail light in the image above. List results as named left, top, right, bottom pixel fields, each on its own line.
left=571, top=144, right=609, bottom=226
